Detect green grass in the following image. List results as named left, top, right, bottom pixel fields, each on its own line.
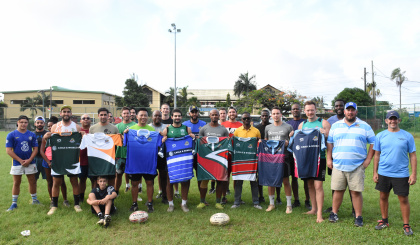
left=1, top=131, right=420, bottom=244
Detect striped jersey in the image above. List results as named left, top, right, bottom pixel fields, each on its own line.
left=257, top=140, right=286, bottom=187
left=165, top=136, right=195, bottom=183
left=80, top=133, right=122, bottom=176
left=229, top=137, right=258, bottom=181
left=327, top=118, right=375, bottom=172
left=196, top=136, right=230, bottom=181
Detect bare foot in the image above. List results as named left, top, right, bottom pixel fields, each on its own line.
left=316, top=217, right=324, bottom=223
left=305, top=210, right=317, bottom=215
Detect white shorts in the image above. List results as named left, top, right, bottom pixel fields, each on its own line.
left=10, top=164, right=38, bottom=175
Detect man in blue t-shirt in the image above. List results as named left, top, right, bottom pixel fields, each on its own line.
left=5, top=115, right=40, bottom=211
left=373, top=111, right=417, bottom=236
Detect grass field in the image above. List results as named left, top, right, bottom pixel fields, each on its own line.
left=1, top=131, right=420, bottom=244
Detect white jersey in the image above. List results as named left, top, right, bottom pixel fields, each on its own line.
left=54, top=121, right=78, bottom=133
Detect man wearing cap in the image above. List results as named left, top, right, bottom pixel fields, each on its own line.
left=327, top=102, right=375, bottom=227
left=373, top=111, right=417, bottom=236
left=33, top=116, right=47, bottom=182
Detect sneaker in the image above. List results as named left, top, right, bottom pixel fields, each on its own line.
left=266, top=204, right=275, bottom=212
left=161, top=196, right=169, bottom=204
left=231, top=204, right=240, bottom=209
left=130, top=202, right=138, bottom=212
left=97, top=219, right=105, bottom=225
left=375, top=220, right=389, bottom=230
left=209, top=188, right=215, bottom=194
left=197, top=202, right=207, bottom=209
left=240, top=200, right=246, bottom=205
left=181, top=204, right=189, bottom=212
left=63, top=200, right=70, bottom=207
left=215, top=203, right=224, bottom=210
left=286, top=206, right=293, bottom=214
left=259, top=196, right=266, bottom=204
left=104, top=215, right=111, bottom=227
left=323, top=207, right=333, bottom=213
left=31, top=200, right=41, bottom=205
left=6, top=203, right=18, bottom=212
left=292, top=200, right=301, bottom=208
left=354, top=216, right=363, bottom=227
left=254, top=204, right=263, bottom=210
left=156, top=193, right=162, bottom=199
left=174, top=193, right=181, bottom=199
left=137, top=196, right=142, bottom=202
left=329, top=212, right=338, bottom=223
left=403, top=225, right=414, bottom=236
left=167, top=205, right=174, bottom=212
left=74, top=205, right=83, bottom=212
left=50, top=200, right=54, bottom=208
left=125, top=186, right=130, bottom=192
left=47, top=207, right=57, bottom=215
left=221, top=197, right=227, bottom=205
left=226, top=189, right=231, bottom=195
left=147, top=202, right=154, bottom=213
left=305, top=200, right=312, bottom=210
left=276, top=198, right=282, bottom=205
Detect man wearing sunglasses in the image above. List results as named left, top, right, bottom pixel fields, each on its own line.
left=78, top=113, right=92, bottom=203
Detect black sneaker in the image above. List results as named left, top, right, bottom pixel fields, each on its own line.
left=276, top=197, right=282, bottom=205
left=354, top=216, right=364, bottom=227
left=155, top=193, right=162, bottom=199
left=208, top=188, right=215, bottom=194
left=129, top=202, right=138, bottom=212
left=292, top=200, right=301, bottom=208
left=329, top=212, right=338, bottom=223
left=104, top=215, right=111, bottom=228
left=305, top=200, right=312, bottom=210
left=403, top=225, right=413, bottom=236
left=161, top=196, right=169, bottom=204
left=174, top=193, right=181, bottom=199
left=147, top=202, right=154, bottom=213
left=323, top=207, right=332, bottom=213
left=221, top=197, right=227, bottom=205
left=375, top=220, right=389, bottom=230
left=259, top=196, right=266, bottom=204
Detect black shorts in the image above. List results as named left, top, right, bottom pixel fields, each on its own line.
left=52, top=174, right=78, bottom=178
left=193, top=154, right=198, bottom=174
left=129, top=174, right=156, bottom=182
left=375, top=174, right=409, bottom=196
left=283, top=157, right=291, bottom=178
left=91, top=175, right=116, bottom=181
left=116, top=158, right=126, bottom=174
left=157, top=156, right=168, bottom=173
left=302, top=158, right=326, bottom=182
left=91, top=204, right=116, bottom=215
left=78, top=165, right=89, bottom=178
left=34, top=156, right=46, bottom=180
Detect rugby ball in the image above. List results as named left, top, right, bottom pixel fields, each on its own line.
left=129, top=211, right=148, bottom=223
left=210, top=213, right=230, bottom=226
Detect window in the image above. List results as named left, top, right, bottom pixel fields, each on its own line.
left=143, top=88, right=153, bottom=104
left=73, top=100, right=95, bottom=104
left=10, top=100, right=27, bottom=104
left=47, top=100, right=64, bottom=105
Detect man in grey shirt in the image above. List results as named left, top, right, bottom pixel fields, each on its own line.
left=89, top=108, right=119, bottom=134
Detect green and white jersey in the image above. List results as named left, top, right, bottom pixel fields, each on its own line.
left=49, top=133, right=82, bottom=175
left=228, top=137, right=258, bottom=181
left=115, top=121, right=136, bottom=158
left=195, top=136, right=230, bottom=181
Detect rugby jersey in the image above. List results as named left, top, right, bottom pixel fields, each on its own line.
left=183, top=120, right=207, bottom=136
left=195, top=136, right=230, bottom=181
left=165, top=136, right=195, bottom=183
left=6, top=130, right=38, bottom=166
left=49, top=133, right=82, bottom=175
left=229, top=137, right=258, bottom=181
left=257, top=140, right=286, bottom=187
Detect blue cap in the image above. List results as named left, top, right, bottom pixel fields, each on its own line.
left=386, top=110, right=400, bottom=119
left=189, top=106, right=199, bottom=112
left=345, top=102, right=357, bottom=110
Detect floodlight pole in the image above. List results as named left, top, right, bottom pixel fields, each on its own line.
left=169, top=23, right=181, bottom=108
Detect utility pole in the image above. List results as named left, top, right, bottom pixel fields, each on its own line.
left=168, top=23, right=181, bottom=108
left=364, top=67, right=367, bottom=92
left=371, top=60, right=376, bottom=118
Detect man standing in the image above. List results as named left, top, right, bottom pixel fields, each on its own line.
left=218, top=107, right=227, bottom=124
left=373, top=111, right=417, bottom=235
left=162, top=109, right=195, bottom=212
left=231, top=112, right=262, bottom=210
left=33, top=116, right=47, bottom=182
left=255, top=109, right=271, bottom=204
left=78, top=114, right=92, bottom=203
left=265, top=107, right=294, bottom=213
left=298, top=101, right=330, bottom=222
left=108, top=112, right=114, bottom=124
left=327, top=102, right=375, bottom=227
left=286, top=103, right=310, bottom=209
left=161, top=103, right=173, bottom=125
left=6, top=115, right=40, bottom=211
left=130, top=108, right=137, bottom=123
left=115, top=107, right=136, bottom=195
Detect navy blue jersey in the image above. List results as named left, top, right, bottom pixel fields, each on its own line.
left=165, top=136, right=195, bottom=183
left=257, top=140, right=286, bottom=187
left=124, top=129, right=162, bottom=175
left=288, top=129, right=326, bottom=178
left=182, top=120, right=207, bottom=136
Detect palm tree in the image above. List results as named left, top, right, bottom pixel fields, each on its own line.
left=390, top=68, right=406, bottom=110
left=164, top=87, right=177, bottom=107
left=178, top=86, right=194, bottom=108
left=366, top=82, right=381, bottom=98
left=234, top=72, right=257, bottom=98
left=20, top=96, right=43, bottom=119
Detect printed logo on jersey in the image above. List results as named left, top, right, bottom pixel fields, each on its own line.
left=313, top=136, right=318, bottom=141
left=21, top=141, right=29, bottom=152
left=296, top=145, right=300, bottom=150
left=172, top=144, right=176, bottom=148
left=236, top=143, right=240, bottom=147
left=264, top=147, right=268, bottom=151
left=6, top=139, right=8, bottom=143
left=28, top=136, right=32, bottom=140
left=105, top=139, right=109, bottom=143
left=107, top=186, right=114, bottom=195
left=147, top=137, right=152, bottom=142
left=104, top=129, right=112, bottom=134
left=398, top=138, right=406, bottom=141
left=70, top=138, right=75, bottom=143
left=299, top=138, right=304, bottom=142
left=52, top=146, right=57, bottom=151
left=248, top=144, right=253, bottom=148
left=57, top=139, right=61, bottom=143
left=184, top=141, right=189, bottom=146
left=181, top=129, right=185, bottom=134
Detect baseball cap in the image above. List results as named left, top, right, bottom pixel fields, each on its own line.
left=35, top=116, right=45, bottom=122
left=189, top=105, right=199, bottom=112
left=386, top=110, right=400, bottom=119
left=345, top=102, right=357, bottom=110
left=60, top=105, right=72, bottom=111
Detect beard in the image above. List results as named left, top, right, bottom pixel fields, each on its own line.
left=63, top=115, right=71, bottom=122
left=346, top=116, right=356, bottom=123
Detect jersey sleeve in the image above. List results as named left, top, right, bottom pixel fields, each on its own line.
left=228, top=138, right=234, bottom=153
left=407, top=133, right=416, bottom=153
left=6, top=132, right=14, bottom=148
left=287, top=130, right=298, bottom=153
left=366, top=126, right=375, bottom=144
left=320, top=131, right=326, bottom=151
left=31, top=132, right=39, bottom=147
left=156, top=133, right=163, bottom=148
left=373, top=133, right=381, bottom=151
left=111, top=134, right=123, bottom=147
left=327, top=127, right=335, bottom=144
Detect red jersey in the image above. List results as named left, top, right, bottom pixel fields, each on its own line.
left=221, top=121, right=242, bottom=137
left=80, top=128, right=89, bottom=166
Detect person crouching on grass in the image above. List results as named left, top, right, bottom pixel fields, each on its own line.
left=87, top=176, right=117, bottom=227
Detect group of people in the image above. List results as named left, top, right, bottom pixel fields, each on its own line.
left=5, top=100, right=417, bottom=235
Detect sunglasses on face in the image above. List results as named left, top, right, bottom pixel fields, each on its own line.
left=242, top=117, right=251, bottom=120
left=82, top=117, right=90, bottom=120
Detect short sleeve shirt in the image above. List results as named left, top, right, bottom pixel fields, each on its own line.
left=6, top=130, right=38, bottom=166
left=234, top=126, right=261, bottom=138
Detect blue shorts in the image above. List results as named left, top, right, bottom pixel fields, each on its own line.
left=42, top=159, right=50, bottom=169
left=35, top=156, right=46, bottom=180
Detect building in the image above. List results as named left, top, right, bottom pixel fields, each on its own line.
left=141, top=85, right=167, bottom=111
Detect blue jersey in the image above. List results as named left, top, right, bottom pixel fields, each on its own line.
left=124, top=129, right=162, bottom=175
left=288, top=129, right=326, bottom=178
left=165, top=136, right=195, bottom=183
left=183, top=120, right=207, bottom=136
left=257, top=140, right=286, bottom=187
left=373, top=129, right=416, bottom=178
left=6, top=130, right=38, bottom=166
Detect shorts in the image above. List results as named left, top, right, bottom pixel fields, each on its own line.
left=116, top=158, right=126, bottom=174
left=10, top=164, right=38, bottom=175
left=283, top=154, right=291, bottom=178
left=287, top=152, right=296, bottom=179
left=52, top=174, right=78, bottom=178
left=91, top=175, right=116, bottom=182
left=34, top=156, right=47, bottom=179
left=331, top=164, right=365, bottom=192
left=79, top=165, right=89, bottom=178
left=91, top=204, right=116, bottom=215
left=375, top=174, right=409, bottom=196
left=192, top=154, right=198, bottom=173
left=157, top=156, right=168, bottom=173
left=302, top=158, right=326, bottom=182
left=42, top=159, right=50, bottom=169
left=129, top=174, right=156, bottom=182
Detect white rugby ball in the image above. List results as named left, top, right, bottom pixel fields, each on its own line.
left=129, top=211, right=148, bottom=223
left=210, top=213, right=230, bottom=226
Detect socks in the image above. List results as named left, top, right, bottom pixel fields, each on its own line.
left=52, top=197, right=58, bottom=207
left=12, top=195, right=18, bottom=204
left=269, top=195, right=275, bottom=205
left=168, top=200, right=174, bottom=206
left=31, top=193, right=38, bottom=201
left=138, top=183, right=142, bottom=189
left=200, top=198, right=206, bottom=203
left=158, top=190, right=162, bottom=194
left=286, top=196, right=292, bottom=207
left=175, top=191, right=179, bottom=195
left=79, top=193, right=85, bottom=202
left=216, top=198, right=221, bottom=203
left=383, top=218, right=389, bottom=223
left=126, top=183, right=130, bottom=188
left=98, top=212, right=103, bottom=218
left=74, top=194, right=80, bottom=206
left=211, top=181, right=215, bottom=189
left=181, top=199, right=187, bottom=206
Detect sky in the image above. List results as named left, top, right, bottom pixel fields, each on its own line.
left=1, top=0, right=419, bottom=108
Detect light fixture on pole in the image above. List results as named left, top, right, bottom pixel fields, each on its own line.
left=168, top=23, right=181, bottom=108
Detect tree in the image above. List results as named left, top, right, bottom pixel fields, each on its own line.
left=366, top=82, right=381, bottom=98
left=233, top=72, right=257, bottom=98
left=115, top=95, right=124, bottom=107
left=164, top=87, right=177, bottom=107
left=331, top=88, right=372, bottom=107
left=20, top=95, right=43, bottom=119
left=390, top=67, right=406, bottom=110
left=215, top=93, right=232, bottom=108
left=311, top=96, right=327, bottom=111
left=122, top=74, right=150, bottom=108
left=178, top=86, right=194, bottom=108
